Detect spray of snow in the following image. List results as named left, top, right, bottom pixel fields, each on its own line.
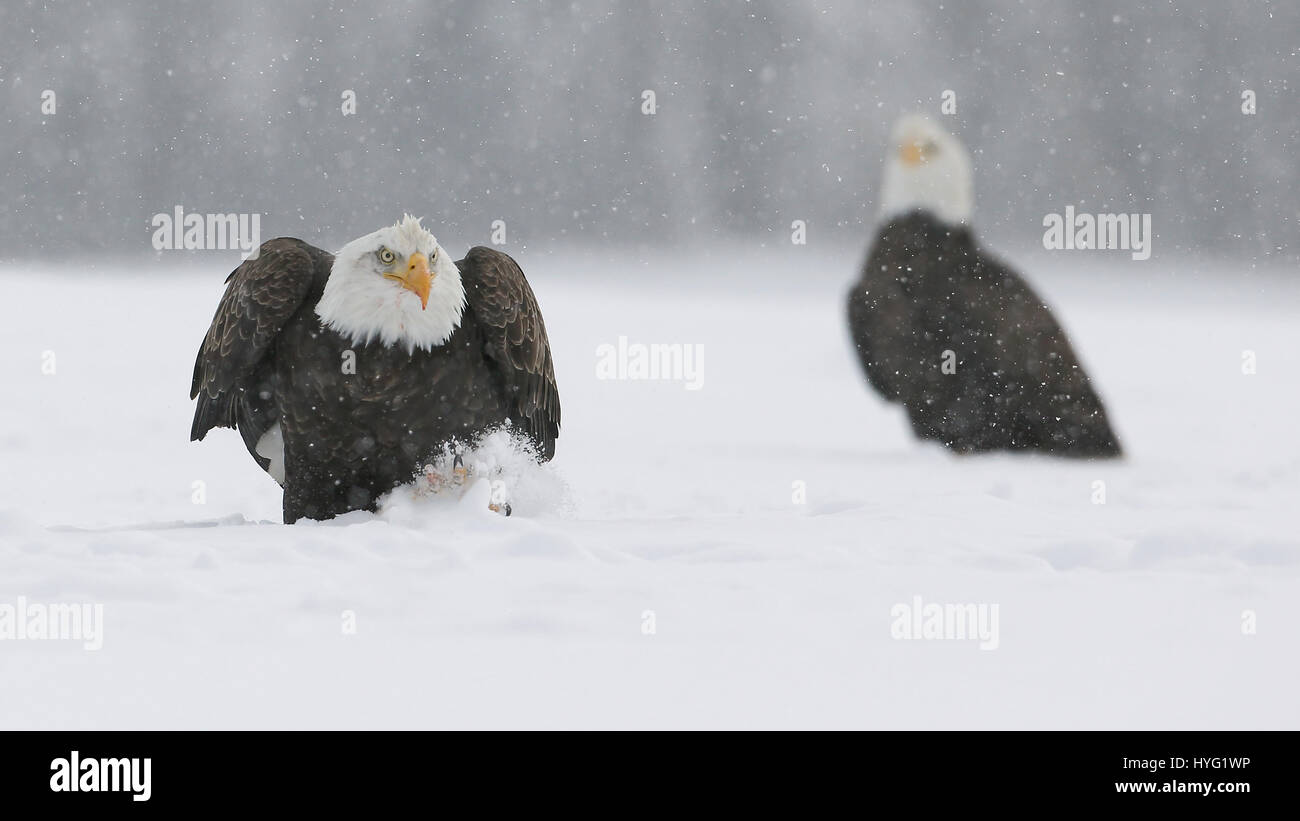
left=378, top=427, right=572, bottom=524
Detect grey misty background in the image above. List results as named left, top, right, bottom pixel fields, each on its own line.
left=2, top=0, right=1296, bottom=265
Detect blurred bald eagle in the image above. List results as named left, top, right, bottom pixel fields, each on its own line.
left=847, top=116, right=1121, bottom=457
left=191, top=215, right=560, bottom=523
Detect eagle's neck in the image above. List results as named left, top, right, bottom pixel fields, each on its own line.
left=880, top=158, right=973, bottom=227
left=315, top=259, right=467, bottom=355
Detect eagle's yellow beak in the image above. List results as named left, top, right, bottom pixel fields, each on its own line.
left=395, top=252, right=433, bottom=310
left=899, top=140, right=925, bottom=167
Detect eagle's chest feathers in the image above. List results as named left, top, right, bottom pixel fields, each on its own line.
left=293, top=317, right=484, bottom=407
left=261, top=320, right=495, bottom=485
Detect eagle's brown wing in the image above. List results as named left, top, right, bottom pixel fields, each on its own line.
left=189, top=238, right=330, bottom=446
left=457, top=246, right=561, bottom=460
left=955, top=249, right=1122, bottom=456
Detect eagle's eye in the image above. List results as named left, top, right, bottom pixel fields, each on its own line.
left=377, top=248, right=396, bottom=265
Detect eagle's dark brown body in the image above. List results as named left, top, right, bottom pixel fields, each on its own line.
left=848, top=210, right=1120, bottom=457
left=191, top=239, right=560, bottom=523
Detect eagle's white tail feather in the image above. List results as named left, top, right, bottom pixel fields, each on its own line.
left=255, top=423, right=286, bottom=486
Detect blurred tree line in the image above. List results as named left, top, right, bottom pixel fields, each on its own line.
left=2, top=0, right=1295, bottom=265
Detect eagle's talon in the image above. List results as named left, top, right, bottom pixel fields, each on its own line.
left=452, top=453, right=469, bottom=485
left=421, top=464, right=444, bottom=493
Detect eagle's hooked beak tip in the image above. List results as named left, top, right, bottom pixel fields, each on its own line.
left=402, top=252, right=433, bottom=310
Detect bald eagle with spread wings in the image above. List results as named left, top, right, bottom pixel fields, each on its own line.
left=190, top=215, right=560, bottom=523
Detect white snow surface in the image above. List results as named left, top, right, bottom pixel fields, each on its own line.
left=0, top=245, right=1296, bottom=729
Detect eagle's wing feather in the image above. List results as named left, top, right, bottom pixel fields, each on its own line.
left=189, top=238, right=327, bottom=452
left=457, top=246, right=561, bottom=460
left=960, top=250, right=1122, bottom=455
left=848, top=215, right=949, bottom=402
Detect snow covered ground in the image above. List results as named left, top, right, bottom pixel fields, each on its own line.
left=0, top=244, right=1296, bottom=729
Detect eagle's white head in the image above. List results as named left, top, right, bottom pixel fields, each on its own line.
left=316, top=214, right=466, bottom=353
left=879, top=114, right=973, bottom=226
